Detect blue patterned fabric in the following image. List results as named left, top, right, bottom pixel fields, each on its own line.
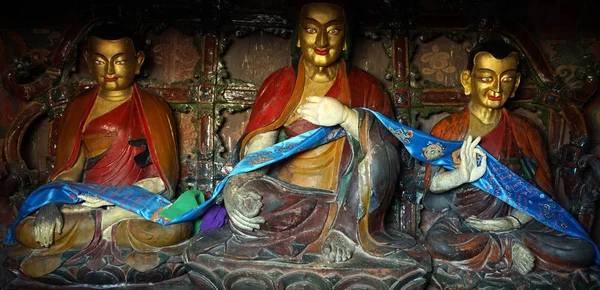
left=365, top=109, right=600, bottom=264
left=3, top=127, right=346, bottom=245
left=5, top=108, right=599, bottom=265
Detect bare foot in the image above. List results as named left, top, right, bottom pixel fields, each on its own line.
left=512, top=242, right=535, bottom=274
left=321, top=230, right=355, bottom=263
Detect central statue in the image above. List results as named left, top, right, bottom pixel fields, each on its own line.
left=221, top=1, right=412, bottom=262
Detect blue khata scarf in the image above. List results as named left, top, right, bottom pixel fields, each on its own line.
left=5, top=108, right=599, bottom=264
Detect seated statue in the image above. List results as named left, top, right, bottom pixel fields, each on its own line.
left=9, top=23, right=191, bottom=278
left=422, top=39, right=595, bottom=281
left=217, top=1, right=419, bottom=263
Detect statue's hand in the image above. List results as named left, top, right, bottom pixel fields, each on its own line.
left=466, top=215, right=520, bottom=232
left=429, top=135, right=488, bottom=193
left=224, top=183, right=265, bottom=231
left=458, top=135, right=487, bottom=184
left=298, top=96, right=351, bottom=127
left=34, top=203, right=64, bottom=247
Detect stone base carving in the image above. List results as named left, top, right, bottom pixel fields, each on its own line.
left=3, top=274, right=197, bottom=290
left=3, top=239, right=190, bottom=288
left=183, top=228, right=432, bottom=290
left=427, top=262, right=600, bottom=289
left=185, top=252, right=430, bottom=290
left=1, top=226, right=431, bottom=289
left=3, top=226, right=600, bottom=289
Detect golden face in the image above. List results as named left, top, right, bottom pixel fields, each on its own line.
left=84, top=36, right=144, bottom=93
left=297, top=3, right=347, bottom=68
left=461, top=52, right=521, bottom=109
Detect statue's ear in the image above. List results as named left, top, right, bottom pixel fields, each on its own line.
left=135, top=51, right=145, bottom=75
left=296, top=25, right=301, bottom=48
left=460, top=70, right=472, bottom=96
left=510, top=73, right=521, bottom=98
left=343, top=40, right=347, bottom=51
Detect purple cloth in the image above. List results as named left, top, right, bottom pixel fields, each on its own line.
left=200, top=204, right=229, bottom=231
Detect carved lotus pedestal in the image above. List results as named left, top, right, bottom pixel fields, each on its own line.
left=2, top=227, right=431, bottom=289
left=427, top=263, right=600, bottom=290
left=185, top=252, right=430, bottom=290
left=3, top=241, right=193, bottom=289
left=183, top=228, right=432, bottom=290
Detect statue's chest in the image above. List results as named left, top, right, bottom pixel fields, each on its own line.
left=81, top=99, right=143, bottom=157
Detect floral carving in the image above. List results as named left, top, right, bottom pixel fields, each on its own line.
left=420, top=45, right=457, bottom=82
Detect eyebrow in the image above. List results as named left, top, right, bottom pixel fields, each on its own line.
left=111, top=53, right=127, bottom=60
left=92, top=53, right=108, bottom=59
left=475, top=68, right=517, bottom=74
left=91, top=52, right=127, bottom=60
left=304, top=17, right=344, bottom=26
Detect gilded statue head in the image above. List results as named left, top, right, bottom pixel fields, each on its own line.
left=460, top=39, right=521, bottom=109
left=296, top=2, right=347, bottom=68
left=84, top=23, right=145, bottom=95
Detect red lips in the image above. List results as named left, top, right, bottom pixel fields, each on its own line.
left=314, top=48, right=329, bottom=55
left=104, top=76, right=118, bottom=82
left=487, top=94, right=502, bottom=101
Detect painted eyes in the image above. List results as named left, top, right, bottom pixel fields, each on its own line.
left=93, top=59, right=127, bottom=65
left=477, top=76, right=514, bottom=82
left=304, top=27, right=341, bottom=35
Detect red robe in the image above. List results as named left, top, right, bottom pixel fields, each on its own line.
left=238, top=58, right=393, bottom=158
left=81, top=94, right=159, bottom=186
left=52, top=85, right=179, bottom=198
left=423, top=107, right=594, bottom=272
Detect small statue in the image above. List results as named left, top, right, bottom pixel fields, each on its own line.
left=219, top=1, right=416, bottom=262
left=9, top=23, right=191, bottom=277
left=422, top=38, right=595, bottom=279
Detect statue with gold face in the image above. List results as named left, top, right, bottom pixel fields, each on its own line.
left=9, top=23, right=191, bottom=278
left=218, top=1, right=418, bottom=263
left=422, top=38, right=595, bottom=279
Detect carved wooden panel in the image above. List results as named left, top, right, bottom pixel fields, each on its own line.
left=147, top=28, right=200, bottom=84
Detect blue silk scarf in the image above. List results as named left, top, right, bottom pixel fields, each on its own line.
left=3, top=126, right=346, bottom=245
left=5, top=108, right=599, bottom=265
